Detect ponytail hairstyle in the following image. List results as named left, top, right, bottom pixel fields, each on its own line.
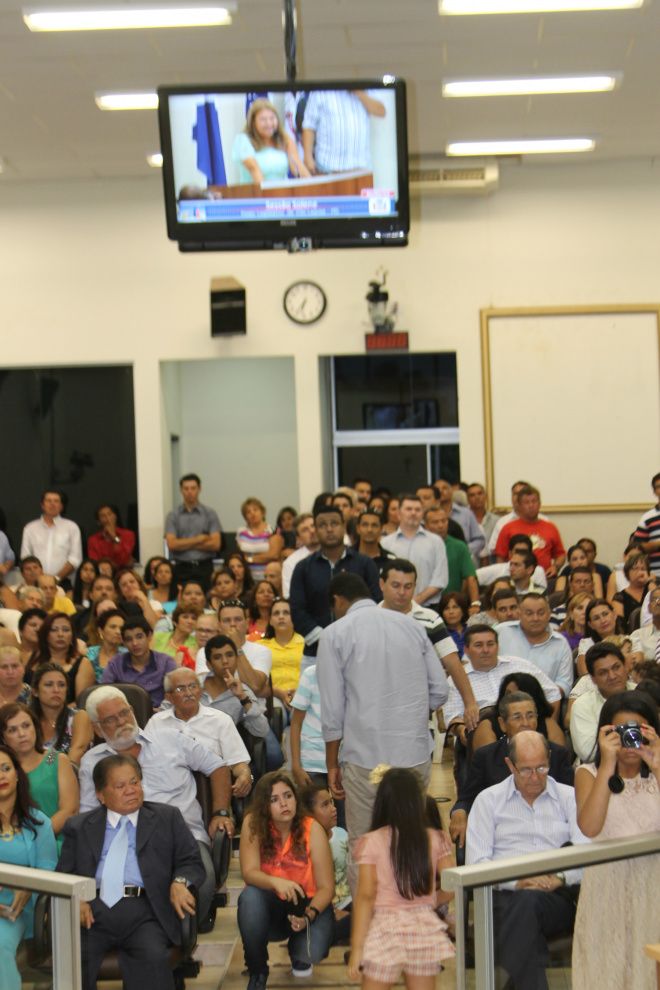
left=369, top=767, right=432, bottom=900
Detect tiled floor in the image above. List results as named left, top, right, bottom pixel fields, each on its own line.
left=20, top=740, right=574, bottom=989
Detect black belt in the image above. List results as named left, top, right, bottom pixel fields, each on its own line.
left=173, top=559, right=212, bottom=567
left=97, top=885, right=146, bottom=899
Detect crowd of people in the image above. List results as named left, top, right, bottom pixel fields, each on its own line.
left=1, top=469, right=660, bottom=990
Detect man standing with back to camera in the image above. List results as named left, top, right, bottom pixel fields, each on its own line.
left=165, top=474, right=222, bottom=592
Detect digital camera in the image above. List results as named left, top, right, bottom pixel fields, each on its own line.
left=612, top=721, right=646, bottom=749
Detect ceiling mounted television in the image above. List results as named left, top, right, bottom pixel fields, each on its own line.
left=157, top=78, right=409, bottom=252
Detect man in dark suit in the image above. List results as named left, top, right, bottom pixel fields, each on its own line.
left=449, top=691, right=574, bottom=847
left=58, top=754, right=205, bottom=990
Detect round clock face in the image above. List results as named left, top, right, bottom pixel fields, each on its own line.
left=283, top=281, right=327, bottom=325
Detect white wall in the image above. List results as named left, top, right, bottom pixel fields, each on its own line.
left=162, top=357, right=300, bottom=532
left=1, top=157, right=659, bottom=565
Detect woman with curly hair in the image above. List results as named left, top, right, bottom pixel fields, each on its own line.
left=238, top=770, right=335, bottom=989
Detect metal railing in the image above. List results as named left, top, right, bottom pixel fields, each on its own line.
left=0, top=863, right=95, bottom=990
left=441, top=831, right=660, bottom=990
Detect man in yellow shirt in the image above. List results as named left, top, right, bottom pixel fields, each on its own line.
left=37, top=573, right=77, bottom=616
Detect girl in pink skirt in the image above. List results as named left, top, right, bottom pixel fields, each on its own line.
left=347, top=768, right=454, bottom=989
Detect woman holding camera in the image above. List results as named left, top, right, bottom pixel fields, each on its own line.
left=238, top=770, right=334, bottom=990
left=572, top=690, right=660, bottom=989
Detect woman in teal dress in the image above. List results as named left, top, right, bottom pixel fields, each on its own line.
left=231, top=98, right=310, bottom=186
left=0, top=743, right=57, bottom=990
left=74, top=607, right=127, bottom=698
left=0, top=704, right=78, bottom=854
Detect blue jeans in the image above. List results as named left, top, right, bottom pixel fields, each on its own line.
left=237, top=885, right=333, bottom=976
left=265, top=728, right=285, bottom=771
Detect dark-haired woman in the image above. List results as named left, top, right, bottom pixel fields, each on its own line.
left=439, top=591, right=469, bottom=655
left=276, top=506, right=298, bottom=555
left=148, top=558, right=179, bottom=614
left=25, top=612, right=82, bottom=703
left=248, top=581, right=277, bottom=640
left=227, top=551, right=255, bottom=603
left=238, top=771, right=334, bottom=986
left=348, top=767, right=454, bottom=987
left=0, top=703, right=79, bottom=853
left=572, top=691, right=660, bottom=990
left=612, top=551, right=653, bottom=626
left=209, top=567, right=239, bottom=612
left=30, top=663, right=93, bottom=766
left=0, top=744, right=57, bottom=990
left=576, top=599, right=626, bottom=676
left=71, top=557, right=99, bottom=608
left=17, top=608, right=46, bottom=669
left=471, top=671, right=566, bottom=751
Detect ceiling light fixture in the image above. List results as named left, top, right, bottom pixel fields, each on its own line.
left=439, top=0, right=642, bottom=13
left=446, top=138, right=595, bottom=154
left=147, top=152, right=163, bottom=167
left=95, top=93, right=158, bottom=110
left=443, top=75, right=618, bottom=96
left=24, top=6, right=233, bottom=31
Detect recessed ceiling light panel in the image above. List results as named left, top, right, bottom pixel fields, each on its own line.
left=446, top=138, right=596, bottom=154
left=95, top=93, right=159, bottom=110
left=147, top=152, right=163, bottom=167
left=443, top=75, right=618, bottom=96
left=439, top=0, right=643, bottom=13
left=24, top=5, right=234, bottom=31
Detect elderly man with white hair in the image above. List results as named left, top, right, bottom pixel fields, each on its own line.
left=80, top=685, right=233, bottom=925
left=149, top=667, right=253, bottom=797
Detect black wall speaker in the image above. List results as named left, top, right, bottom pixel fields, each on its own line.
left=210, top=277, right=246, bottom=336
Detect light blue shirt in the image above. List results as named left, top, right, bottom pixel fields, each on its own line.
left=467, top=774, right=589, bottom=889
left=95, top=809, right=143, bottom=888
left=316, top=599, right=448, bottom=769
left=451, top=503, right=486, bottom=563
left=79, top=728, right=225, bottom=844
left=496, top=621, right=574, bottom=697
left=381, top=527, right=448, bottom=604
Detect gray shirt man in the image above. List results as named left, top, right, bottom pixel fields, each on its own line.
left=165, top=502, right=222, bottom=562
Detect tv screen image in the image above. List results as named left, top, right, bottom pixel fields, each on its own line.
left=157, top=79, right=409, bottom=251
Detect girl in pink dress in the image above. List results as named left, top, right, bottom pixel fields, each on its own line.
left=347, top=768, right=454, bottom=989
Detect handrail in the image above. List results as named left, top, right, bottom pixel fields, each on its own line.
left=441, top=830, right=660, bottom=990
left=0, top=864, right=96, bottom=990
left=0, top=864, right=95, bottom=898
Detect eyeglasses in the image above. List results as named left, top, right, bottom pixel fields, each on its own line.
left=507, top=712, right=536, bottom=724
left=171, top=684, right=201, bottom=696
left=513, top=763, right=549, bottom=779
left=97, top=706, right=132, bottom=728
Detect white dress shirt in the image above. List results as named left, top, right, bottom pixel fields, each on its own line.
left=467, top=774, right=588, bottom=889
left=282, top=545, right=311, bottom=597
left=20, top=514, right=82, bottom=575
left=148, top=705, right=250, bottom=766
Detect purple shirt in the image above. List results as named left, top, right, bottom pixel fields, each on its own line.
left=100, top=650, right=177, bottom=708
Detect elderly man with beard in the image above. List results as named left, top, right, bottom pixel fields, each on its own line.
left=79, top=685, right=232, bottom=926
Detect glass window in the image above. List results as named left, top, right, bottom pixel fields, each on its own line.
left=333, top=354, right=458, bottom=431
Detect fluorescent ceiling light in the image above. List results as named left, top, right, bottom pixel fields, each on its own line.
left=446, top=138, right=595, bottom=154
left=147, top=152, right=163, bottom=167
left=443, top=75, right=618, bottom=96
left=439, top=0, right=643, bottom=12
left=95, top=93, right=158, bottom=110
left=24, top=6, right=233, bottom=31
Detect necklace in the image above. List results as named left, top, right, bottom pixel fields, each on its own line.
left=0, top=823, right=18, bottom=841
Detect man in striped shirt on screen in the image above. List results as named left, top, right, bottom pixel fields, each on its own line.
left=302, top=89, right=386, bottom=175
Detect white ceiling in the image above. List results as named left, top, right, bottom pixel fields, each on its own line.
left=0, top=0, right=658, bottom=181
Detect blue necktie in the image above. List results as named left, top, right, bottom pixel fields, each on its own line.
left=100, top=816, right=129, bottom=907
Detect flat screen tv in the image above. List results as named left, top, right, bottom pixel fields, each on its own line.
left=157, top=78, right=409, bottom=252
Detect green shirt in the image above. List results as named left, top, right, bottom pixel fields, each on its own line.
left=444, top=533, right=477, bottom=593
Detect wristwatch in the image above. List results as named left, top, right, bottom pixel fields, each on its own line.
left=239, top=695, right=251, bottom=707
left=173, top=876, right=188, bottom=885
left=554, top=872, right=566, bottom=885
left=212, top=808, right=231, bottom=819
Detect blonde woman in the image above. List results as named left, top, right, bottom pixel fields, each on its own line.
left=231, top=98, right=310, bottom=186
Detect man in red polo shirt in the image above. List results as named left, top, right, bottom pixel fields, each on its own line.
left=494, top=485, right=565, bottom=578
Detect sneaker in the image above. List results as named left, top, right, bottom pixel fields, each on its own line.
left=247, top=972, right=268, bottom=990
left=291, top=962, right=314, bottom=978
